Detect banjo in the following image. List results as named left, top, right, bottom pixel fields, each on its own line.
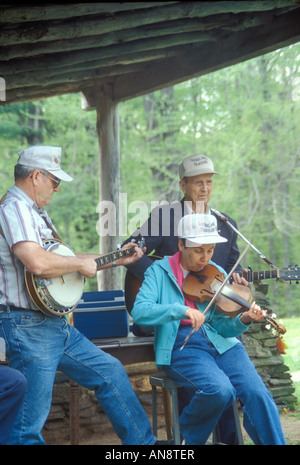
left=25, top=236, right=144, bottom=317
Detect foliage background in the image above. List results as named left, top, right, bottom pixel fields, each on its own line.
left=0, top=44, right=299, bottom=312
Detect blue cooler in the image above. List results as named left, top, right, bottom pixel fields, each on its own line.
left=73, top=290, right=129, bottom=339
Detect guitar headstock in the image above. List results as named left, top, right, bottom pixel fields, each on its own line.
left=131, top=234, right=145, bottom=251
left=279, top=265, right=299, bottom=283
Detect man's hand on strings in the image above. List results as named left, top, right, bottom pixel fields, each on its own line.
left=117, top=242, right=145, bottom=266
left=232, top=268, right=248, bottom=286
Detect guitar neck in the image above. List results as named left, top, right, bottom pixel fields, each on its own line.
left=94, top=246, right=134, bottom=269
left=242, top=269, right=278, bottom=282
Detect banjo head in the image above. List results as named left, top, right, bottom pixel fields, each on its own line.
left=44, top=240, right=84, bottom=307
left=29, top=239, right=85, bottom=315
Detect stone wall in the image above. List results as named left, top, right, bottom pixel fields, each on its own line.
left=243, top=283, right=296, bottom=408
left=242, top=322, right=296, bottom=407
left=42, top=363, right=159, bottom=445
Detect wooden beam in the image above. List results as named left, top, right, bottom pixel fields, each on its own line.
left=94, top=84, right=122, bottom=291
left=0, top=16, right=218, bottom=61
left=1, top=3, right=300, bottom=106
left=4, top=64, right=142, bottom=105
left=0, top=10, right=273, bottom=61
left=5, top=83, right=83, bottom=105
left=0, top=1, right=297, bottom=46
left=1, top=31, right=214, bottom=76
left=7, top=3, right=297, bottom=90
left=112, top=8, right=300, bottom=102
left=4, top=47, right=182, bottom=91
left=0, top=3, right=171, bottom=23
left=4, top=67, right=137, bottom=102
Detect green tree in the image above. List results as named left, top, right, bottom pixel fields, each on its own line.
left=119, top=44, right=300, bottom=314
left=1, top=44, right=299, bottom=306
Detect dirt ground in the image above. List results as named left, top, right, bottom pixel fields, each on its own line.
left=267, top=406, right=300, bottom=446
left=72, top=372, right=300, bottom=446
left=78, top=403, right=300, bottom=446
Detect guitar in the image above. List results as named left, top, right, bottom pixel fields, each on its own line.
left=124, top=258, right=299, bottom=313
left=124, top=255, right=162, bottom=314
left=239, top=266, right=299, bottom=284
left=25, top=236, right=145, bottom=317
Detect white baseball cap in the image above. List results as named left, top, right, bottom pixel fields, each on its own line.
left=179, top=154, right=219, bottom=179
left=178, top=214, right=227, bottom=247
left=17, top=146, right=73, bottom=182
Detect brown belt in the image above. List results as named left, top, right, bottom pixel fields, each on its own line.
left=0, top=304, right=34, bottom=312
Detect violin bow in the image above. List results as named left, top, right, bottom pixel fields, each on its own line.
left=180, top=243, right=251, bottom=350
left=211, top=208, right=277, bottom=270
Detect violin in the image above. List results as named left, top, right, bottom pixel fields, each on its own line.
left=182, top=264, right=286, bottom=336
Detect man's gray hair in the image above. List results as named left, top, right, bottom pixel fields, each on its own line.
left=14, top=164, right=35, bottom=180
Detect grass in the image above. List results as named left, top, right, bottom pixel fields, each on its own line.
left=281, top=316, right=300, bottom=404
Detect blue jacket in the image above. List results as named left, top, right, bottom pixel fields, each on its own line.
left=132, top=257, right=251, bottom=366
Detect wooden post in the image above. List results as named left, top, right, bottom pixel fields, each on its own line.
left=93, top=84, right=122, bottom=291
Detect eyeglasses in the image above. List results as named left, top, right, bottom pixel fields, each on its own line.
left=39, top=170, right=60, bottom=188
left=29, top=170, right=61, bottom=188
left=46, top=173, right=60, bottom=188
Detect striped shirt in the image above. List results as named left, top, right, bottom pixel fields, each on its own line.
left=0, top=185, right=57, bottom=308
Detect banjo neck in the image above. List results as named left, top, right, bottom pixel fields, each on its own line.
left=24, top=235, right=145, bottom=317
left=94, top=234, right=145, bottom=269
left=94, top=246, right=136, bottom=269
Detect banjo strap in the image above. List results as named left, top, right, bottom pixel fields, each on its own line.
left=0, top=194, right=6, bottom=238
left=0, top=193, right=62, bottom=242
left=41, top=214, right=62, bottom=241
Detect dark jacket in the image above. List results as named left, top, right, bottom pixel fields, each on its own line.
left=123, top=199, right=242, bottom=282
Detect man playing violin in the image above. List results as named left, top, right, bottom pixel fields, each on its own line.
left=132, top=213, right=286, bottom=445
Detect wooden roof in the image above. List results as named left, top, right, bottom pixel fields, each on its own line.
left=1, top=1, right=300, bottom=106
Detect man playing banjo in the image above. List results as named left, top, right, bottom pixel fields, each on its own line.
left=0, top=146, right=158, bottom=445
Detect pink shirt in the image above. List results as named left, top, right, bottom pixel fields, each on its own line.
left=168, top=251, right=197, bottom=326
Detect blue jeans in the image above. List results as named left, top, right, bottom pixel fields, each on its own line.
left=164, top=326, right=286, bottom=445
left=0, top=366, right=27, bottom=444
left=0, top=307, right=156, bottom=445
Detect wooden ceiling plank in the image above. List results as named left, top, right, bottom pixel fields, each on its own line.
left=0, top=3, right=173, bottom=23
left=0, top=10, right=275, bottom=62
left=6, top=83, right=83, bottom=104
left=0, top=16, right=223, bottom=61
left=5, top=46, right=184, bottom=90
left=2, top=31, right=216, bottom=76
left=112, top=8, right=300, bottom=102
left=0, top=1, right=297, bottom=46
left=1, top=2, right=299, bottom=107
